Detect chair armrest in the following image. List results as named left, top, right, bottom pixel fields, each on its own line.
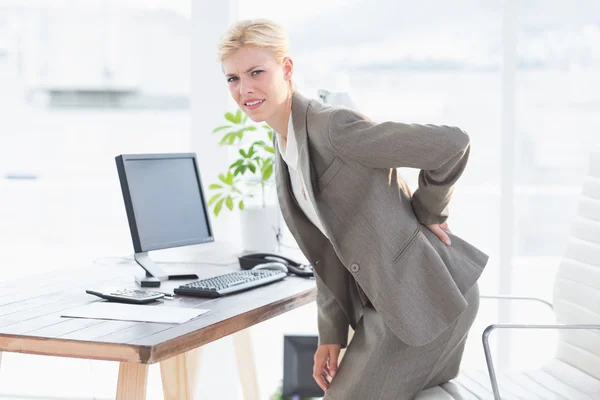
left=479, top=295, right=554, bottom=311
left=482, top=323, right=600, bottom=400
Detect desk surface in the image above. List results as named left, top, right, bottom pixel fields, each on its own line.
left=0, top=261, right=316, bottom=364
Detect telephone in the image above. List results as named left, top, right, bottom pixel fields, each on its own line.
left=238, top=253, right=314, bottom=278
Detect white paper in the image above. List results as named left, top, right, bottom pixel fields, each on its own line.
left=62, top=302, right=209, bottom=324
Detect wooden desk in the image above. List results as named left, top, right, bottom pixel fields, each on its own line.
left=0, top=261, right=316, bottom=399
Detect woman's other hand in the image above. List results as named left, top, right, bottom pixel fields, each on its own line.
left=426, top=221, right=452, bottom=246
left=313, top=344, right=341, bottom=391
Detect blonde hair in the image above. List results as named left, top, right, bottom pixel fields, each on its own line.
left=217, top=19, right=290, bottom=63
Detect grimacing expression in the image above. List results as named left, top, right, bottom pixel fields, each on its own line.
left=222, top=46, right=292, bottom=122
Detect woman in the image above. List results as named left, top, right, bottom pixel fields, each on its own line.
left=218, top=19, right=489, bottom=400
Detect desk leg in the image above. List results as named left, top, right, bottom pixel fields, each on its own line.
left=116, top=362, right=149, bottom=400
left=185, top=347, right=203, bottom=394
left=233, top=329, right=260, bottom=400
left=160, top=353, right=191, bottom=400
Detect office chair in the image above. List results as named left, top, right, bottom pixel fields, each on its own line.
left=417, top=151, right=600, bottom=399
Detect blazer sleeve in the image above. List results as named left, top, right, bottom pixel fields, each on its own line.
left=327, top=108, right=471, bottom=225
left=315, top=272, right=349, bottom=348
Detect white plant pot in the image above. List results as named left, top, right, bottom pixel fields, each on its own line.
left=239, top=204, right=280, bottom=253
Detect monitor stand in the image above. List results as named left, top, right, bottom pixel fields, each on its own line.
left=134, top=252, right=199, bottom=288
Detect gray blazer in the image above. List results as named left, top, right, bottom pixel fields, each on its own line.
left=274, top=92, right=489, bottom=348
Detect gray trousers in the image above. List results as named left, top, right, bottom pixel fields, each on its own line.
left=324, top=282, right=480, bottom=400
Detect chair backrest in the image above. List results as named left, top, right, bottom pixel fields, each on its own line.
left=553, top=151, right=600, bottom=380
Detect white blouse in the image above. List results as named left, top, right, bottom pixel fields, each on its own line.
left=276, top=113, right=329, bottom=238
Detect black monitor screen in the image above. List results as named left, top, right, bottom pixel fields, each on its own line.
left=116, top=153, right=214, bottom=253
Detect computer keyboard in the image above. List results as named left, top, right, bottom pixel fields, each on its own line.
left=173, top=269, right=287, bottom=298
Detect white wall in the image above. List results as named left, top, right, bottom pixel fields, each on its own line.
left=189, top=1, right=246, bottom=398
left=191, top=0, right=242, bottom=247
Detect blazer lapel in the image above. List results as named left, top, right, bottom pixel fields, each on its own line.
left=291, top=92, right=335, bottom=241
left=291, top=92, right=318, bottom=203
left=274, top=92, right=329, bottom=264
left=275, top=140, right=325, bottom=264
left=274, top=142, right=298, bottom=220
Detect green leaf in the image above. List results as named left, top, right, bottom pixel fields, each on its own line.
left=218, top=173, right=229, bottom=185
left=214, top=198, right=225, bottom=216
left=219, top=133, right=236, bottom=145
left=225, top=126, right=254, bottom=142
left=225, top=112, right=237, bottom=124
left=233, top=166, right=246, bottom=176
left=262, top=164, right=273, bottom=181
left=264, top=146, right=275, bottom=153
left=235, top=109, right=242, bottom=124
left=239, top=200, right=245, bottom=210
left=226, top=196, right=234, bottom=210
left=247, top=147, right=256, bottom=157
left=234, top=128, right=245, bottom=137
left=242, top=113, right=248, bottom=125
left=239, top=149, right=247, bottom=158
left=212, top=125, right=232, bottom=133
left=268, top=131, right=274, bottom=141
left=208, top=193, right=222, bottom=206
left=209, top=183, right=222, bottom=190
left=226, top=171, right=234, bottom=185
left=248, top=164, right=257, bottom=174
left=262, top=124, right=271, bottom=131
left=229, top=159, right=244, bottom=169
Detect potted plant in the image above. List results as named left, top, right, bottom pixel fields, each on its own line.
left=270, top=380, right=317, bottom=400
left=207, top=109, right=280, bottom=252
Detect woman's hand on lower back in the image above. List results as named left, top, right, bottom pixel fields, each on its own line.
left=426, top=221, right=452, bottom=246
left=313, top=344, right=341, bottom=392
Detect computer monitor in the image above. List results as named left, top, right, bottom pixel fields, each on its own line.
left=283, top=335, right=325, bottom=398
left=115, top=153, right=214, bottom=287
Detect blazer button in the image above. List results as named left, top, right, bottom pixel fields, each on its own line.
left=350, top=263, right=360, bottom=273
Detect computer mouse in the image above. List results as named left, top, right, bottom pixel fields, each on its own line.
left=252, top=262, right=289, bottom=273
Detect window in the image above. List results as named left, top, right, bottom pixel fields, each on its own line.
left=0, top=1, right=191, bottom=262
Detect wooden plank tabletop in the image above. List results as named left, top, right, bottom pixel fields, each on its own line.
left=0, top=261, right=316, bottom=364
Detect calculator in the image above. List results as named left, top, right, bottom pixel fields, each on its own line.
left=85, top=289, right=165, bottom=304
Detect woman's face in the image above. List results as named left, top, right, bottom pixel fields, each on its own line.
left=222, top=46, right=293, bottom=123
